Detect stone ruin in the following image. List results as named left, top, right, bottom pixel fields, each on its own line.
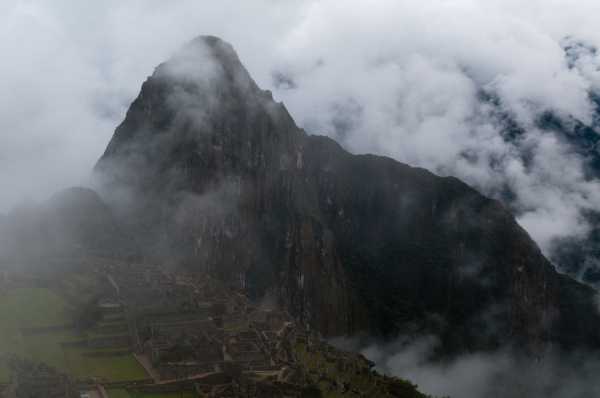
left=0, top=260, right=424, bottom=397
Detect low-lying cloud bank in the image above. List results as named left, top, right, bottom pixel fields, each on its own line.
left=332, top=335, right=600, bottom=398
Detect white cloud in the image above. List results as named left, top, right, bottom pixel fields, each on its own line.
left=3, top=0, right=600, bottom=265
left=354, top=335, right=600, bottom=398
left=267, top=0, right=600, bottom=258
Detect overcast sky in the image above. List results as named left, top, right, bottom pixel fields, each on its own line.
left=3, top=0, right=600, bottom=259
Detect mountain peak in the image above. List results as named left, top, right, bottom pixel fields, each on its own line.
left=92, top=35, right=600, bottom=351
left=154, top=35, right=254, bottom=92
left=95, top=35, right=298, bottom=195
left=186, top=35, right=239, bottom=60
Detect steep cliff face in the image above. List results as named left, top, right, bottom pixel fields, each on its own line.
left=94, top=36, right=600, bottom=351
left=301, top=137, right=563, bottom=350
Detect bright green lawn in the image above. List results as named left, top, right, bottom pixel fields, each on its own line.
left=23, top=330, right=78, bottom=370
left=64, top=348, right=148, bottom=382
left=137, top=394, right=196, bottom=398
left=108, top=389, right=197, bottom=398
left=0, top=286, right=148, bottom=384
left=0, top=363, right=9, bottom=384
left=0, top=287, right=73, bottom=382
left=107, top=389, right=131, bottom=398
left=0, top=287, right=71, bottom=327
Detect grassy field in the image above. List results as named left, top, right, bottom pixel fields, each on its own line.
left=0, top=363, right=9, bottom=384
left=23, top=329, right=80, bottom=370
left=107, top=389, right=197, bottom=398
left=0, top=284, right=148, bottom=383
left=107, top=390, right=131, bottom=398
left=64, top=347, right=148, bottom=382
left=0, top=287, right=74, bottom=382
left=0, top=287, right=71, bottom=326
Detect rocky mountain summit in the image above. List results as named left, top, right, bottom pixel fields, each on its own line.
left=25, top=36, right=596, bottom=355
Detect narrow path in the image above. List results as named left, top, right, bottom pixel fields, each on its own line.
left=97, top=384, right=109, bottom=398
left=133, top=353, right=160, bottom=383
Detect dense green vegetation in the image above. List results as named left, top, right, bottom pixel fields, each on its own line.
left=294, top=342, right=428, bottom=398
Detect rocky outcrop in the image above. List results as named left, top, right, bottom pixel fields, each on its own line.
left=94, top=36, right=600, bottom=352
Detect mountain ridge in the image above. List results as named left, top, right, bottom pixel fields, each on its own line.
left=76, top=35, right=600, bottom=352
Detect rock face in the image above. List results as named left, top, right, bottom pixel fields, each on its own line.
left=94, top=36, right=600, bottom=352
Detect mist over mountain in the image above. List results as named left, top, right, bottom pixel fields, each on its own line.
left=5, top=1, right=600, bottom=290
left=4, top=2, right=600, bottom=397
left=90, top=35, right=600, bottom=353
left=273, top=33, right=600, bottom=290
left=22, top=35, right=594, bottom=396
left=0, top=187, right=132, bottom=268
